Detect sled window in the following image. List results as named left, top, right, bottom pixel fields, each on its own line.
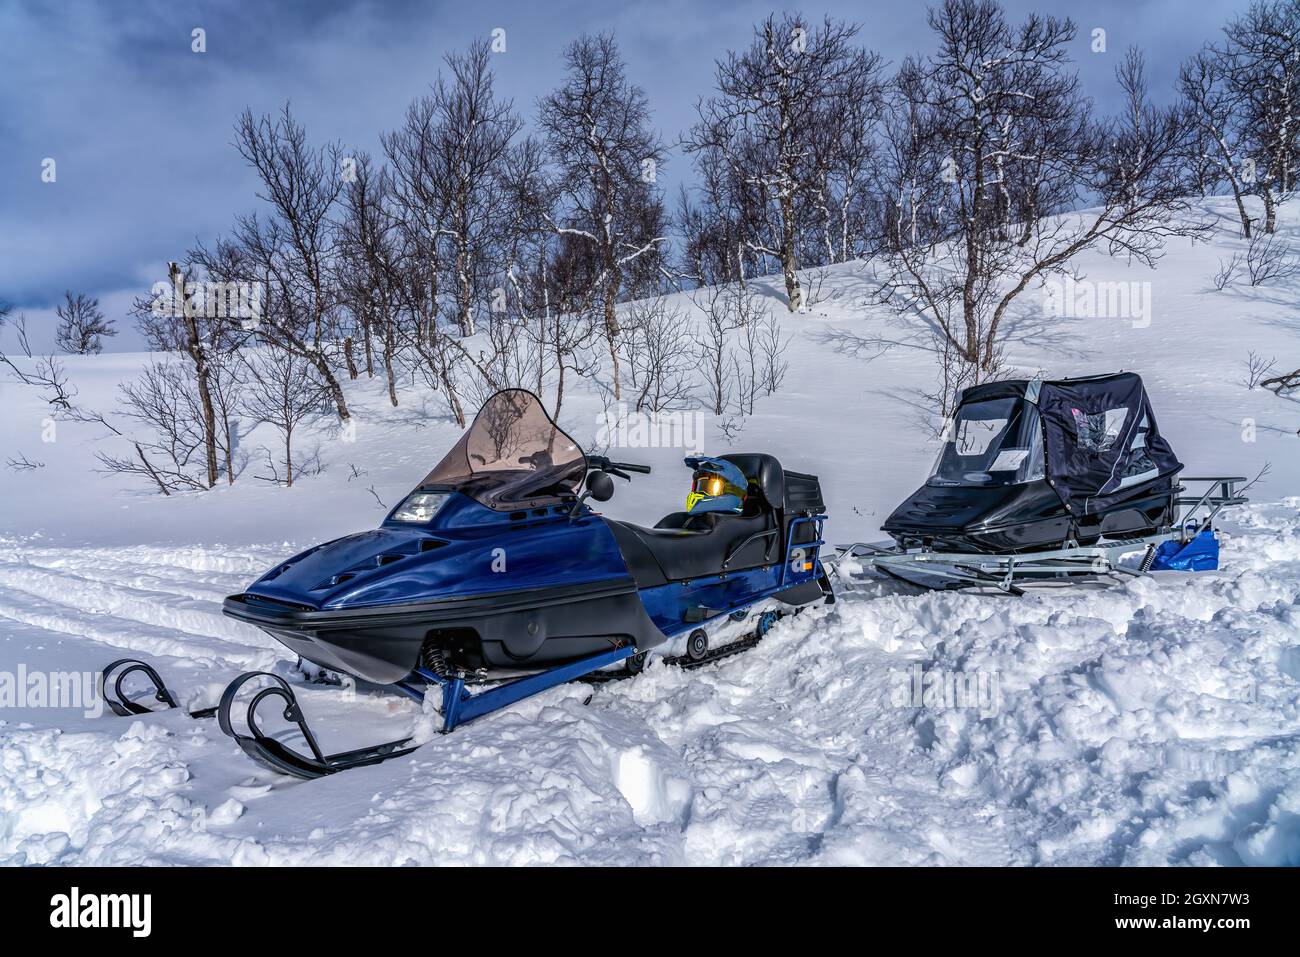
left=929, top=397, right=1044, bottom=488
left=416, top=390, right=588, bottom=510
left=1070, top=407, right=1127, bottom=453
left=1116, top=413, right=1158, bottom=485
left=955, top=417, right=1008, bottom=456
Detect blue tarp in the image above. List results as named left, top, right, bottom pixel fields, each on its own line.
left=1150, top=529, right=1219, bottom=572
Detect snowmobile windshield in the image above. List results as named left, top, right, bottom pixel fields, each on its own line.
left=927, top=397, right=1046, bottom=488
left=416, top=390, right=587, bottom=510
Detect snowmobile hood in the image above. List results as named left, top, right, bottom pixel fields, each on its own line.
left=241, top=507, right=634, bottom=613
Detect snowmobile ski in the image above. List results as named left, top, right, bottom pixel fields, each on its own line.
left=100, top=658, right=217, bottom=720
left=217, top=672, right=418, bottom=778
left=217, top=644, right=636, bottom=779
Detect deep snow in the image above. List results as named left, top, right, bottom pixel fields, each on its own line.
left=1, top=197, right=1299, bottom=865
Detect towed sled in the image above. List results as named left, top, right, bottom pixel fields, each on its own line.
left=103, top=389, right=831, bottom=778
left=831, top=373, right=1247, bottom=594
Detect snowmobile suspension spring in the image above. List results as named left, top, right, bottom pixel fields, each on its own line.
left=420, top=644, right=453, bottom=679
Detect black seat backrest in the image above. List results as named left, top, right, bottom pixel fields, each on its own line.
left=720, top=454, right=784, bottom=512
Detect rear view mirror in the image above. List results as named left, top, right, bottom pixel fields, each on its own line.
left=586, top=471, right=615, bottom=502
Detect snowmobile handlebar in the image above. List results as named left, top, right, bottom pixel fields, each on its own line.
left=586, top=455, right=652, bottom=480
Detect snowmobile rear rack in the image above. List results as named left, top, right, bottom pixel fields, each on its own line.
left=829, top=476, right=1248, bottom=594
left=1176, top=476, right=1249, bottom=528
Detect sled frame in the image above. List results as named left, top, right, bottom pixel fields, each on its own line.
left=828, top=476, right=1248, bottom=594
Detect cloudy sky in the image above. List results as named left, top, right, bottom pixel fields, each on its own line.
left=1, top=0, right=1249, bottom=348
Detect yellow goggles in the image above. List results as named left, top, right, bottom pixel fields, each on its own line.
left=686, top=474, right=746, bottom=511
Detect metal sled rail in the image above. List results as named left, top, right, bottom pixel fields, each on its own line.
left=825, top=476, right=1249, bottom=595
left=1176, top=476, right=1248, bottom=529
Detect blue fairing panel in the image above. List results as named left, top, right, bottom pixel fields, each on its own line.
left=245, top=493, right=632, bottom=611
left=636, top=565, right=782, bottom=636
left=635, top=537, right=824, bottom=638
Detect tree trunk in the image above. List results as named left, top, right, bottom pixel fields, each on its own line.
left=604, top=267, right=623, bottom=400
left=173, top=264, right=219, bottom=488
left=313, top=355, right=351, bottom=421
left=382, top=323, right=398, bottom=408
left=456, top=239, right=475, bottom=337
left=194, top=360, right=219, bottom=488
left=1230, top=181, right=1252, bottom=238
left=553, top=331, right=566, bottom=424
left=135, top=442, right=171, bottom=496
left=223, top=414, right=235, bottom=485
left=362, top=309, right=374, bottom=377
left=343, top=337, right=359, bottom=379
left=441, top=370, right=465, bottom=427
left=1263, top=188, right=1277, bottom=234
left=779, top=192, right=803, bottom=312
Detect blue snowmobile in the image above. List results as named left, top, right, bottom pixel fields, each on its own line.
left=106, top=389, right=831, bottom=778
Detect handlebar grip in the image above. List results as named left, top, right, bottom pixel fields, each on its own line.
left=618, top=462, right=652, bottom=474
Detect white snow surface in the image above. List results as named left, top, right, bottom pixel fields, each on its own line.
left=1, top=198, right=1299, bottom=865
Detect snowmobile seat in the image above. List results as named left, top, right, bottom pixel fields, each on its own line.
left=607, top=511, right=779, bottom=586
left=604, top=453, right=792, bottom=587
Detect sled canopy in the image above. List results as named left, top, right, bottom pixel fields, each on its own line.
left=960, top=372, right=1183, bottom=515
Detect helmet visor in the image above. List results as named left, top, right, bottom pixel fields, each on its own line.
left=691, top=472, right=746, bottom=500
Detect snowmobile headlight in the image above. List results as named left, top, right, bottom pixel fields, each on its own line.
left=391, top=492, right=447, bottom=523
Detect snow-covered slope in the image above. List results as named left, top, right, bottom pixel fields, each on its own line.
left=1, top=197, right=1298, bottom=865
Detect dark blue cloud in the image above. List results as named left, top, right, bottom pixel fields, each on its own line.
left=0, top=0, right=1250, bottom=335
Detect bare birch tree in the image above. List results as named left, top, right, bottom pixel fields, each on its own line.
left=54, top=292, right=116, bottom=354
left=686, top=14, right=885, bottom=311
left=233, top=105, right=352, bottom=422
left=538, top=32, right=668, bottom=400
left=871, top=1, right=1209, bottom=413
left=240, top=347, right=327, bottom=487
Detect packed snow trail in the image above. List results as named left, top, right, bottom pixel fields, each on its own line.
left=2, top=503, right=1298, bottom=866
